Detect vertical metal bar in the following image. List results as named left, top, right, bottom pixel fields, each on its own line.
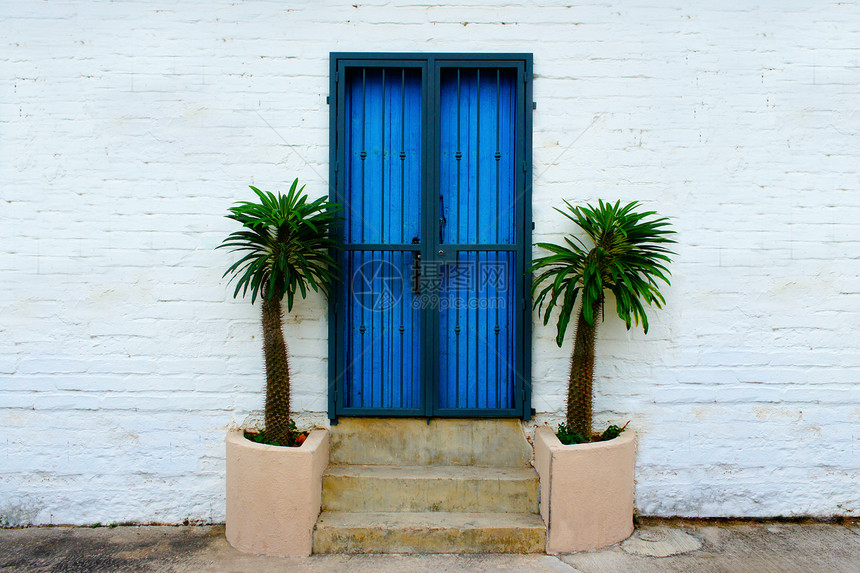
left=495, top=69, right=500, bottom=243
left=422, top=58, right=433, bottom=416
left=455, top=68, right=461, bottom=246
left=381, top=69, right=386, bottom=243
left=494, top=69, right=501, bottom=407
left=381, top=70, right=387, bottom=408
left=523, top=56, right=534, bottom=419
left=360, top=69, right=367, bottom=408
left=400, top=70, right=406, bottom=244
left=362, top=75, right=371, bottom=416
left=482, top=250, right=488, bottom=408
left=473, top=250, right=478, bottom=410
left=439, top=69, right=448, bottom=407
left=329, top=57, right=343, bottom=418
left=514, top=62, right=527, bottom=415
left=361, top=69, right=366, bottom=245
left=399, top=69, right=405, bottom=408
left=368, top=250, right=374, bottom=408
left=378, top=249, right=383, bottom=408
left=471, top=69, right=479, bottom=408
left=357, top=253, right=364, bottom=408
left=509, top=251, right=515, bottom=408
left=333, top=60, right=341, bottom=415
left=346, top=251, right=352, bottom=406
left=476, top=68, right=480, bottom=245
left=465, top=68, right=481, bottom=408
left=455, top=68, right=461, bottom=408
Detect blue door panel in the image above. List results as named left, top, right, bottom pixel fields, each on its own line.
left=436, top=67, right=519, bottom=411
left=439, top=68, right=517, bottom=246
left=341, top=67, right=423, bottom=411
left=344, top=68, right=422, bottom=245
left=332, top=55, right=530, bottom=418
left=343, top=249, right=421, bottom=410
left=437, top=251, right=516, bottom=410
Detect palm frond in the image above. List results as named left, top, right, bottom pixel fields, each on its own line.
left=218, top=178, right=343, bottom=309
left=529, top=199, right=676, bottom=346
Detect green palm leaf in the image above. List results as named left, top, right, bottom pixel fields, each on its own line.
left=218, top=179, right=343, bottom=310
left=530, top=200, right=676, bottom=343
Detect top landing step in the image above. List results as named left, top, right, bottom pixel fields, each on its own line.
left=329, top=418, right=533, bottom=467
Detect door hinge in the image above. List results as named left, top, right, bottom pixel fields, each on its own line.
left=522, top=161, right=527, bottom=173
left=327, top=96, right=330, bottom=104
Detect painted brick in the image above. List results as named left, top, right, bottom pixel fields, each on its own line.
left=1, top=1, right=859, bottom=525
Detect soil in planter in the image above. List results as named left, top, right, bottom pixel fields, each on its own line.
left=557, top=421, right=629, bottom=445
left=244, top=420, right=308, bottom=447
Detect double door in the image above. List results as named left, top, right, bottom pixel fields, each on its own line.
left=329, top=53, right=532, bottom=419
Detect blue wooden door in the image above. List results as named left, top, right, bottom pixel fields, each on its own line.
left=434, top=65, right=523, bottom=414
left=335, top=63, right=426, bottom=415
left=330, top=55, right=532, bottom=419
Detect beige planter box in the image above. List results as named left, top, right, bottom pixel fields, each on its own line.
left=534, top=426, right=636, bottom=553
left=225, top=428, right=329, bottom=557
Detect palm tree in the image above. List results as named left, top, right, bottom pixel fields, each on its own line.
left=218, top=179, right=341, bottom=446
left=530, top=200, right=676, bottom=442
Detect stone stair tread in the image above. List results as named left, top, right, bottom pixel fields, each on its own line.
left=314, top=510, right=546, bottom=553
left=322, top=463, right=540, bottom=514
left=317, top=510, right=545, bottom=529
left=329, top=418, right=533, bottom=467
left=324, top=464, right=538, bottom=480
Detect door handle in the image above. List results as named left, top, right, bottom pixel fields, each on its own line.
left=411, top=236, right=421, bottom=295
left=439, top=195, right=447, bottom=244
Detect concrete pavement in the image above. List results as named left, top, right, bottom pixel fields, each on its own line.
left=1, top=518, right=858, bottom=572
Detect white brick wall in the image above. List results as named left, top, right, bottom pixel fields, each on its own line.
left=1, top=1, right=858, bottom=524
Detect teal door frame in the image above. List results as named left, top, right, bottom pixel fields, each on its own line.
left=328, top=53, right=533, bottom=422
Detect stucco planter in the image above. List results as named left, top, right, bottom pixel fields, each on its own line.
left=534, top=426, right=636, bottom=553
left=225, top=428, right=329, bottom=557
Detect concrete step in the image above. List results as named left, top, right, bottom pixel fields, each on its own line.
left=312, top=511, right=546, bottom=554
left=329, top=418, right=532, bottom=467
left=322, top=464, right=539, bottom=513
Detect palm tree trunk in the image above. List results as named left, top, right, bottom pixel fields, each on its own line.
left=567, top=297, right=604, bottom=440
left=262, top=296, right=292, bottom=446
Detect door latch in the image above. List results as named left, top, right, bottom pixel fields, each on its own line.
left=411, top=236, right=421, bottom=295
